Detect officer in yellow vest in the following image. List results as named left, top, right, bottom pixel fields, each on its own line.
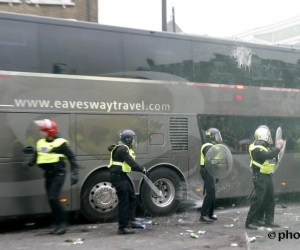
left=199, top=128, right=222, bottom=223
left=108, top=130, right=148, bottom=235
left=245, top=126, right=283, bottom=229
left=24, top=119, right=79, bottom=235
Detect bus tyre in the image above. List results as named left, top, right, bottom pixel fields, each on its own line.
left=140, top=168, right=182, bottom=216
left=80, top=170, right=118, bottom=223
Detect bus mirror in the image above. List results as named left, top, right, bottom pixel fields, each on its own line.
left=23, top=146, right=36, bottom=154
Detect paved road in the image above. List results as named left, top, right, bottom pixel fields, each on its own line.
left=1, top=201, right=300, bottom=250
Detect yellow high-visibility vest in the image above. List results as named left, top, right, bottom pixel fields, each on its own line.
left=249, top=143, right=276, bottom=174
left=109, top=145, right=136, bottom=173
left=36, top=138, right=68, bottom=164
left=200, top=143, right=213, bottom=165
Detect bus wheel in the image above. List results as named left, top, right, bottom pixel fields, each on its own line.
left=140, top=168, right=182, bottom=216
left=80, top=170, right=118, bottom=222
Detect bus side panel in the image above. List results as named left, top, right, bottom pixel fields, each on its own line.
left=0, top=112, right=72, bottom=217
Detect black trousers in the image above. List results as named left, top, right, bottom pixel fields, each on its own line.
left=200, top=168, right=216, bottom=217
left=111, top=173, right=136, bottom=229
left=45, top=173, right=66, bottom=226
left=246, top=173, right=275, bottom=224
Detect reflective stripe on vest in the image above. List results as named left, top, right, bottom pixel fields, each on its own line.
left=200, top=143, right=213, bottom=165
left=108, top=145, right=136, bottom=173
left=249, top=143, right=276, bottom=174
left=36, top=138, right=68, bottom=164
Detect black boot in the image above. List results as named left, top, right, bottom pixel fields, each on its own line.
left=51, top=223, right=67, bottom=235
left=245, top=223, right=258, bottom=230
left=118, top=228, right=135, bottom=235
left=209, top=215, right=218, bottom=220
left=199, top=216, right=214, bottom=223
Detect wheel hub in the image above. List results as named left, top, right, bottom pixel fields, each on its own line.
left=151, top=178, right=175, bottom=207
left=89, top=182, right=118, bottom=212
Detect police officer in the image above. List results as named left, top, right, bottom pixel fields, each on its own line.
left=245, top=126, right=284, bottom=229
left=199, top=128, right=222, bottom=223
left=108, top=130, right=148, bottom=235
left=24, top=119, right=79, bottom=235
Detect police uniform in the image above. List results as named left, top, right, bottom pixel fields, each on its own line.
left=199, top=142, right=216, bottom=223
left=245, top=140, right=281, bottom=229
left=108, top=142, right=144, bottom=234
left=28, top=135, right=79, bottom=235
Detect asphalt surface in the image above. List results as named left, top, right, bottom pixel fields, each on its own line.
left=1, top=199, right=300, bottom=250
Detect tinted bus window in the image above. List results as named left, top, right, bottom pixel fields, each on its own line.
left=198, top=115, right=300, bottom=152
left=123, top=34, right=193, bottom=81
left=39, top=24, right=124, bottom=76
left=252, top=48, right=300, bottom=88
left=74, top=114, right=148, bottom=156
left=194, top=41, right=250, bottom=85
left=0, top=20, right=39, bottom=72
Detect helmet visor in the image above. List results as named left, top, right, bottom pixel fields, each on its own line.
left=131, top=135, right=137, bottom=148
left=214, top=132, right=222, bottom=143
left=34, top=120, right=45, bottom=128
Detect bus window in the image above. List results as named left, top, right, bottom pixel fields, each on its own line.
left=0, top=20, right=39, bottom=72
left=39, top=24, right=124, bottom=76
left=252, top=48, right=300, bottom=88
left=123, top=34, right=193, bottom=81
left=197, top=115, right=300, bottom=152
left=192, top=41, right=241, bottom=85
left=73, top=114, right=148, bottom=156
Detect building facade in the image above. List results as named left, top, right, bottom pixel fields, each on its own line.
left=232, top=15, right=300, bottom=47
left=0, top=0, right=98, bottom=22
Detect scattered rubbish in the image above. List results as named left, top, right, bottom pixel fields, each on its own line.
left=233, top=218, right=239, bottom=222
left=224, top=224, right=234, bottom=227
left=73, top=238, right=84, bottom=244
left=87, top=226, right=97, bottom=229
left=284, top=226, right=289, bottom=229
left=231, top=243, right=238, bottom=247
left=180, top=232, right=189, bottom=236
left=255, top=235, right=263, bottom=239
left=141, top=220, right=152, bottom=225
left=247, top=237, right=256, bottom=243
left=266, top=228, right=273, bottom=232
left=284, top=213, right=293, bottom=215
left=186, top=229, right=194, bottom=233
left=198, top=230, right=206, bottom=234
left=65, top=238, right=84, bottom=244
left=190, top=233, right=199, bottom=238
left=178, top=219, right=184, bottom=223
left=237, top=211, right=241, bottom=214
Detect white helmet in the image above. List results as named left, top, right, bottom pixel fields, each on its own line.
left=257, top=125, right=273, bottom=144
left=254, top=127, right=272, bottom=144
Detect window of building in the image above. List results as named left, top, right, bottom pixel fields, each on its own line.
left=26, top=0, right=75, bottom=6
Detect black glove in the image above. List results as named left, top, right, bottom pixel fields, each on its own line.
left=22, top=161, right=34, bottom=168
left=142, top=167, right=151, bottom=178
left=71, top=173, right=79, bottom=185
